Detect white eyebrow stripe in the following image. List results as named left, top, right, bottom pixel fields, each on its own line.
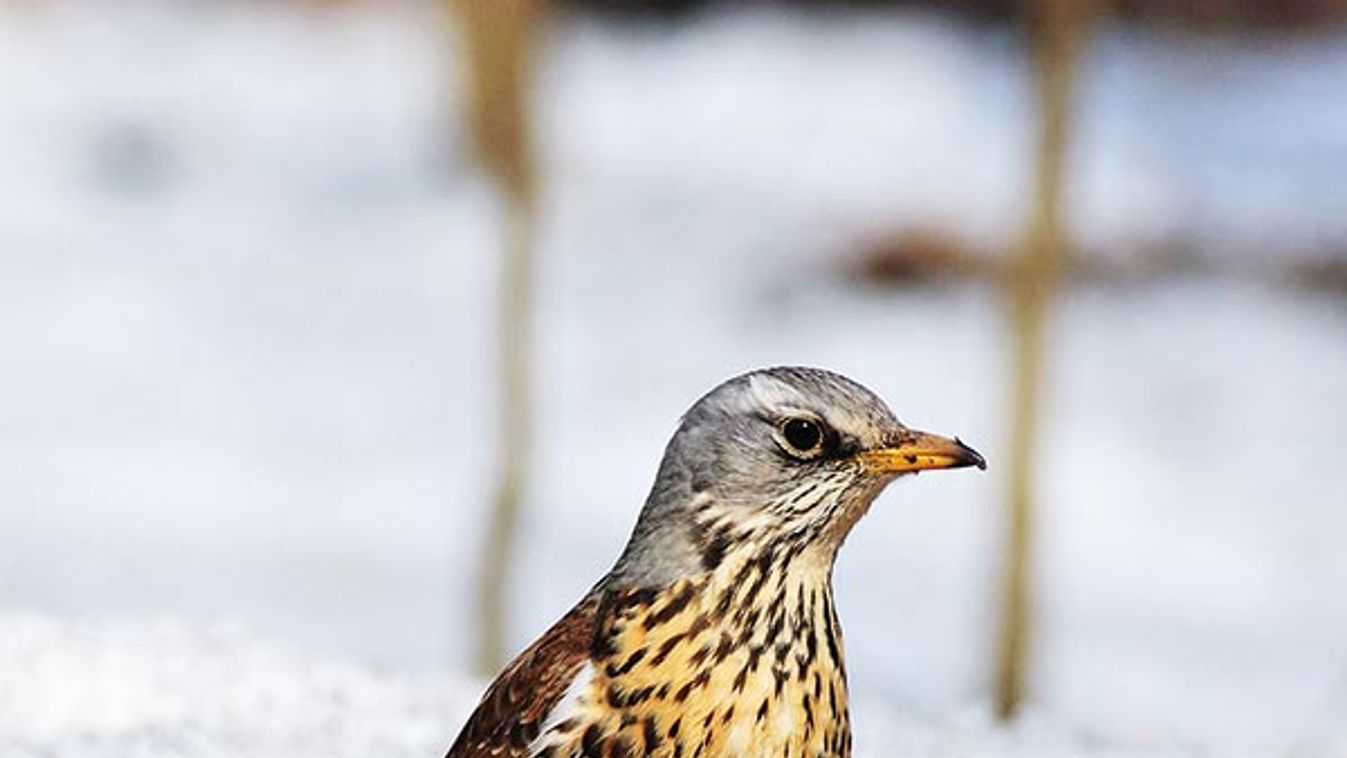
left=746, top=373, right=808, bottom=412
left=740, top=372, right=890, bottom=451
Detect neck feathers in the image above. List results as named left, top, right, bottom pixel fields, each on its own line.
left=539, top=547, right=852, bottom=758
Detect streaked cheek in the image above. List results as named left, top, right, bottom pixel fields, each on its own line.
left=768, top=471, right=858, bottom=519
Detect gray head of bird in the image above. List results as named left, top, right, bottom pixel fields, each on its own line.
left=606, top=366, right=984, bottom=589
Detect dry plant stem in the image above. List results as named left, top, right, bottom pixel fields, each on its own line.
left=452, top=0, right=542, bottom=676
left=996, top=0, right=1093, bottom=721
left=476, top=203, right=533, bottom=675
left=477, top=201, right=537, bottom=675
left=456, top=0, right=539, bottom=204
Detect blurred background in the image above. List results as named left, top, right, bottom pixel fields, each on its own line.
left=2, top=0, right=1347, bottom=755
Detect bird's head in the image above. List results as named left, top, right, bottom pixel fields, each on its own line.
left=608, top=367, right=984, bottom=588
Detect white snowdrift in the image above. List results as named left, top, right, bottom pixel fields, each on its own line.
left=0, top=614, right=1295, bottom=758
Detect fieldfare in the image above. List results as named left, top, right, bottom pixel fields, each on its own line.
left=446, top=367, right=984, bottom=758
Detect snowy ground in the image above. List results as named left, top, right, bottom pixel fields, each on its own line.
left=2, top=2, right=1347, bottom=756
left=0, top=614, right=1307, bottom=758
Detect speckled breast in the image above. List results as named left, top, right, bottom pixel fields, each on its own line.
left=534, top=560, right=852, bottom=758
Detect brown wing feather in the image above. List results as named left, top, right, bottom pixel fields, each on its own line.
left=446, top=595, right=599, bottom=758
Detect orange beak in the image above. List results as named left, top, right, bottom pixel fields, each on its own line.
left=856, top=429, right=986, bottom=474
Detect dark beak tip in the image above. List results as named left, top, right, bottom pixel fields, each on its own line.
left=954, top=437, right=988, bottom=471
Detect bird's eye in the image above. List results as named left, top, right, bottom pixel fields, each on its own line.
left=780, top=418, right=824, bottom=457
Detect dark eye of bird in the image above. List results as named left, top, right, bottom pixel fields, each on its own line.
left=782, top=418, right=823, bottom=455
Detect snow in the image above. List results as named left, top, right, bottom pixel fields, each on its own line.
left=0, top=615, right=474, bottom=758
left=0, top=614, right=1307, bottom=758
left=2, top=2, right=1347, bottom=756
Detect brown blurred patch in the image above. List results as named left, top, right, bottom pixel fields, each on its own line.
left=1287, top=257, right=1347, bottom=296
left=844, top=226, right=1347, bottom=294
left=845, top=227, right=998, bottom=286
left=1112, top=0, right=1347, bottom=30
left=558, top=0, right=1347, bottom=30
left=1069, top=237, right=1215, bottom=285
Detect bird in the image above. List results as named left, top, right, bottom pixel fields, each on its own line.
left=446, top=366, right=985, bottom=758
